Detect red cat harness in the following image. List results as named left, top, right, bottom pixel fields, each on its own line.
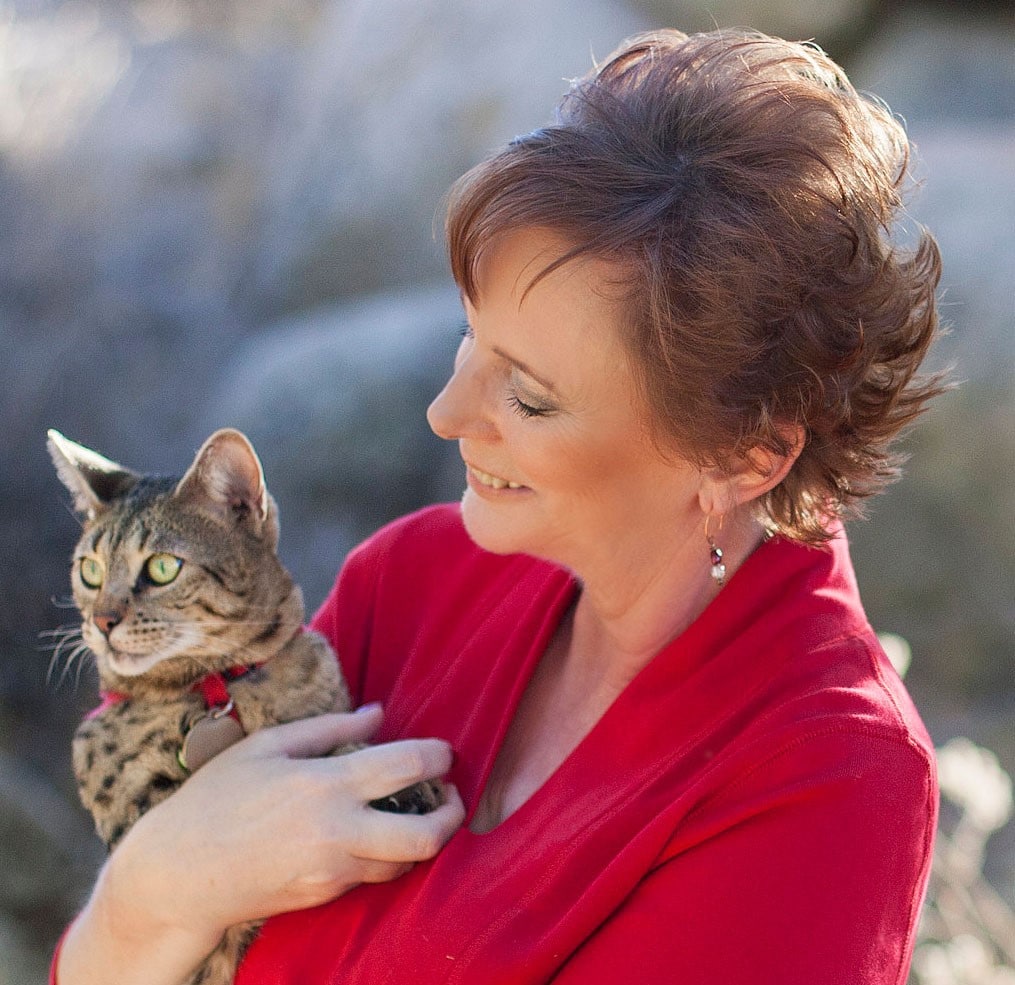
left=86, top=664, right=262, bottom=771
left=87, top=665, right=257, bottom=720
left=190, top=665, right=253, bottom=720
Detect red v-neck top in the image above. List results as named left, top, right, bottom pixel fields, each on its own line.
left=232, top=503, right=936, bottom=984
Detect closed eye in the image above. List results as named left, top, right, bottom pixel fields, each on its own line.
left=508, top=392, right=554, bottom=418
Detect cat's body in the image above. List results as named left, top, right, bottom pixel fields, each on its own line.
left=72, top=626, right=344, bottom=848
left=48, top=428, right=440, bottom=985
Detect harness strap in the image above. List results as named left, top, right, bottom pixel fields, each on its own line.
left=193, top=666, right=254, bottom=724
left=85, top=690, right=130, bottom=720
left=89, top=663, right=260, bottom=725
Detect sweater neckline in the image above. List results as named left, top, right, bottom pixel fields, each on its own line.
left=461, top=529, right=858, bottom=839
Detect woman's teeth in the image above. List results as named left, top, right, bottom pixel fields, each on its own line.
left=471, top=467, right=521, bottom=490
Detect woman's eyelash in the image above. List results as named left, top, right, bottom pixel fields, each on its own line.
left=458, top=322, right=474, bottom=339
left=508, top=393, right=552, bottom=419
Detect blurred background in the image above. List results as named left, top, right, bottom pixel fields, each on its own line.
left=1, top=0, right=1012, bottom=981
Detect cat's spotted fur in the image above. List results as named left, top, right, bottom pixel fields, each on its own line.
left=49, top=428, right=440, bottom=985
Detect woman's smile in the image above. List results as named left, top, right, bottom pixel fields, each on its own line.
left=466, top=463, right=526, bottom=492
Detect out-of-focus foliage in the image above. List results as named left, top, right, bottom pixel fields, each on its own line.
left=877, top=640, right=1015, bottom=984
left=912, top=736, right=1015, bottom=985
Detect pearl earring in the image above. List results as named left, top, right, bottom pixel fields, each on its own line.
left=705, top=515, right=726, bottom=588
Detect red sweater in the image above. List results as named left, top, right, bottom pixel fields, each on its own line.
left=233, top=503, right=936, bottom=984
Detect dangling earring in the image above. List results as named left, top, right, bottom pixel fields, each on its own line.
left=705, top=514, right=726, bottom=588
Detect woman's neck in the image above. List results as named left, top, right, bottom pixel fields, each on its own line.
left=565, top=511, right=767, bottom=688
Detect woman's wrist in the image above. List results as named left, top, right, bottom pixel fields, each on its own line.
left=108, top=816, right=226, bottom=945
left=57, top=826, right=223, bottom=985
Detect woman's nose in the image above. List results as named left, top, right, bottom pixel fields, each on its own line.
left=426, top=380, right=457, bottom=440
left=427, top=349, right=496, bottom=442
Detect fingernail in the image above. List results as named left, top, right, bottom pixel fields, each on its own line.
left=355, top=702, right=382, bottom=715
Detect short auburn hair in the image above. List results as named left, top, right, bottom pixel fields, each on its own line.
left=445, top=28, right=946, bottom=544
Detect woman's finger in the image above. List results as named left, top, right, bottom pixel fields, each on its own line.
left=324, top=738, right=456, bottom=801
left=354, top=859, right=415, bottom=885
left=349, top=784, right=466, bottom=862
left=241, top=708, right=384, bottom=760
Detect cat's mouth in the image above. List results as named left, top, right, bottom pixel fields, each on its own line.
left=90, top=627, right=198, bottom=678
left=102, top=646, right=172, bottom=678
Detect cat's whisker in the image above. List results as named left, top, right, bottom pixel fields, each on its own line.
left=71, top=643, right=94, bottom=691
left=40, top=625, right=80, bottom=681
left=61, top=643, right=90, bottom=690
left=57, top=641, right=85, bottom=690
left=43, top=624, right=81, bottom=642
left=45, top=651, right=61, bottom=689
left=54, top=641, right=81, bottom=686
left=39, top=627, right=74, bottom=643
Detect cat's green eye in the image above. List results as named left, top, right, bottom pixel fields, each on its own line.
left=146, top=553, right=183, bottom=586
left=79, top=556, right=105, bottom=589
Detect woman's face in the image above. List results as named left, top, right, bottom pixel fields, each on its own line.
left=427, top=228, right=704, bottom=573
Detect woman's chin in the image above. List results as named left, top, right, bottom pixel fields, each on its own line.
left=460, top=487, right=534, bottom=557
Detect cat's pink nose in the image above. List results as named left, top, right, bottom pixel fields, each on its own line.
left=93, top=611, right=123, bottom=637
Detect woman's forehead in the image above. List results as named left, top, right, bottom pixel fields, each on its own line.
left=469, top=227, right=631, bottom=308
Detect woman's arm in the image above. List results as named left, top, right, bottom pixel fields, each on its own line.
left=55, top=707, right=465, bottom=985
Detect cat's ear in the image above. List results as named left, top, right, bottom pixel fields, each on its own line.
left=175, top=429, right=277, bottom=542
left=47, top=429, right=139, bottom=518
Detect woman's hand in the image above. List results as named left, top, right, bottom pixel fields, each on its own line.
left=57, top=706, right=465, bottom=985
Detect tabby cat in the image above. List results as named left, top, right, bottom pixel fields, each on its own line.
left=48, top=427, right=441, bottom=985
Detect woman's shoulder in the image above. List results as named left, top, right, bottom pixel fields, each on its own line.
left=341, top=502, right=559, bottom=604
left=345, top=503, right=492, bottom=580
left=683, top=526, right=937, bottom=792
left=358, top=502, right=474, bottom=557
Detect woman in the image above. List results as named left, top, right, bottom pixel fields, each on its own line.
left=56, top=28, right=944, bottom=984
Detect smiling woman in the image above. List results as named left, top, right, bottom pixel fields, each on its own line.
left=56, top=27, right=946, bottom=985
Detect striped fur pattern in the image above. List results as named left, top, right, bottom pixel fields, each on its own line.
left=48, top=428, right=441, bottom=985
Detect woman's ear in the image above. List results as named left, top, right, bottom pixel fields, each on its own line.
left=699, top=424, right=805, bottom=514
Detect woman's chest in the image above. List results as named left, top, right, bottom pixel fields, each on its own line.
left=239, top=730, right=686, bottom=985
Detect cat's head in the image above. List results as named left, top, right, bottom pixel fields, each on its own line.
left=48, top=429, right=302, bottom=691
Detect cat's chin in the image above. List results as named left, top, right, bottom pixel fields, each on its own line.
left=102, top=649, right=173, bottom=678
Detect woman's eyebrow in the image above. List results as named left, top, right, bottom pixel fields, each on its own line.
left=491, top=345, right=560, bottom=395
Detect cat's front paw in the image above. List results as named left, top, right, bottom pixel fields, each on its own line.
left=369, top=779, right=445, bottom=815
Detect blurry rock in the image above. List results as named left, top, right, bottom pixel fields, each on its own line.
left=627, top=0, right=876, bottom=44
left=849, top=11, right=1015, bottom=127
left=0, top=749, right=100, bottom=979
left=0, top=915, right=50, bottom=985
left=250, top=0, right=647, bottom=311
left=897, top=126, right=1015, bottom=386
left=849, top=12, right=1015, bottom=387
left=844, top=13, right=1015, bottom=705
left=0, top=0, right=646, bottom=332
left=202, top=282, right=466, bottom=606
left=0, top=0, right=271, bottom=330
left=0, top=1, right=130, bottom=161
